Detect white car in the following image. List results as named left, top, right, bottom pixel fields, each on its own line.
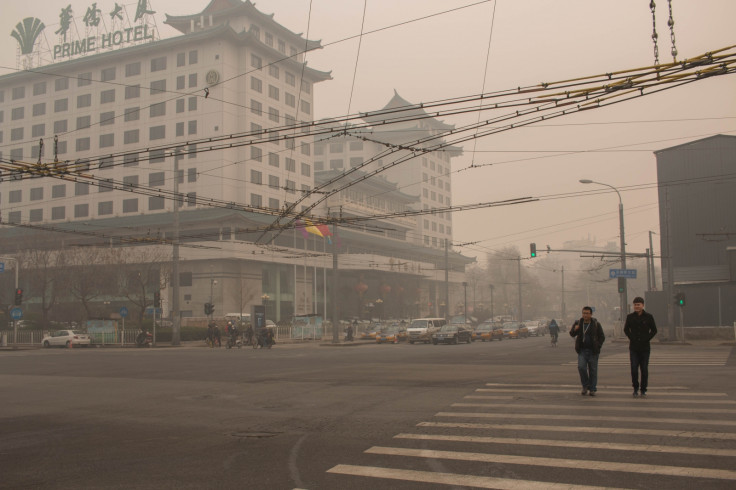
left=42, top=330, right=91, bottom=348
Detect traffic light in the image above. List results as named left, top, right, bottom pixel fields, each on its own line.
left=204, top=302, right=215, bottom=315
left=14, top=288, right=23, bottom=305
left=530, top=243, right=537, bottom=258
left=153, top=291, right=161, bottom=308
left=617, top=277, right=626, bottom=294
left=675, top=292, right=685, bottom=307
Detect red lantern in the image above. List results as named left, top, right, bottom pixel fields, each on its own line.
left=380, top=284, right=391, bottom=296
left=354, top=282, right=368, bottom=296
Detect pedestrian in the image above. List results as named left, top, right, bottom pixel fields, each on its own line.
left=569, top=306, right=605, bottom=396
left=623, top=296, right=657, bottom=398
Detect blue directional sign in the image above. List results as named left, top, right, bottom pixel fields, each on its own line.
left=10, top=307, right=23, bottom=320
left=609, top=269, right=637, bottom=279
left=0, top=262, right=4, bottom=273
left=119, top=306, right=129, bottom=318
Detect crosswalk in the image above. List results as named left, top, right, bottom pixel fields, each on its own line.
left=327, top=383, right=736, bottom=489
left=564, top=350, right=731, bottom=366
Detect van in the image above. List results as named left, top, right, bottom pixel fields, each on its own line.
left=407, top=318, right=447, bottom=344
left=225, top=313, right=251, bottom=324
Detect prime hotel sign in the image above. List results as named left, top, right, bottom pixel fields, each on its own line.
left=10, top=0, right=157, bottom=64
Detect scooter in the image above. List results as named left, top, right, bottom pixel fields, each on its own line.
left=226, top=334, right=243, bottom=349
left=135, top=330, right=153, bottom=347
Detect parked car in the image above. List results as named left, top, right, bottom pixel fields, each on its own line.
left=472, top=322, right=503, bottom=342
left=42, top=330, right=91, bottom=348
left=517, top=323, right=529, bottom=338
left=407, top=318, right=446, bottom=344
left=432, top=324, right=472, bottom=344
left=526, top=322, right=540, bottom=336
left=376, top=326, right=406, bottom=344
left=502, top=322, right=527, bottom=339
left=359, top=323, right=384, bottom=340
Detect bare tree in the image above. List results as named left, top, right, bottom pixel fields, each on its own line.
left=117, top=247, right=171, bottom=327
left=18, top=246, right=67, bottom=328
left=66, top=247, right=124, bottom=319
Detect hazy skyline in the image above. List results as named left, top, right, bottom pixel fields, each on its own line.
left=2, top=0, right=734, bottom=271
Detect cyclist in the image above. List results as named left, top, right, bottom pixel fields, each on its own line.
left=548, top=319, right=560, bottom=346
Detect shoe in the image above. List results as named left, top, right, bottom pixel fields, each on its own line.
left=581, top=388, right=588, bottom=395
left=640, top=392, right=647, bottom=398
left=589, top=391, right=596, bottom=397
left=633, top=391, right=639, bottom=398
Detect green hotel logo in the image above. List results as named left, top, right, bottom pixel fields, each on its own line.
left=11, top=17, right=46, bottom=55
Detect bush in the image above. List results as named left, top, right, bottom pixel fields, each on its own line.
left=151, top=325, right=207, bottom=342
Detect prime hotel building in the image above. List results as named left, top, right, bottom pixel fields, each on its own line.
left=0, top=0, right=471, bottom=323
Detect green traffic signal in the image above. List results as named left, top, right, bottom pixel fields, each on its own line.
left=530, top=243, right=537, bottom=258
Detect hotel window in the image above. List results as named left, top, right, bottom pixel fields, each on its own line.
left=124, top=107, right=140, bottom=121
left=187, top=168, right=197, bottom=182
left=9, top=190, right=22, bottom=203
left=100, top=111, right=115, bottom=126
left=423, top=189, right=428, bottom=197
left=125, top=85, right=140, bottom=99
left=186, top=192, right=196, bottom=206
left=301, top=80, right=311, bottom=94
left=124, top=129, right=139, bottom=144
left=250, top=24, right=260, bottom=39
left=0, top=110, right=3, bottom=123
left=269, top=65, right=279, bottom=79
left=100, top=89, right=115, bottom=104
left=250, top=169, right=262, bottom=185
left=268, top=107, right=279, bottom=122
left=56, top=77, right=70, bottom=90
left=350, top=141, right=363, bottom=151
left=251, top=76, right=262, bottom=92
left=150, top=102, right=166, bottom=117
left=268, top=85, right=279, bottom=101
left=98, top=156, right=113, bottom=170
left=123, top=199, right=138, bottom=213
left=250, top=146, right=262, bottom=162
left=176, top=75, right=185, bottom=90
left=290, top=46, right=297, bottom=57
left=52, top=185, right=65, bottom=198
left=56, top=141, right=67, bottom=154
left=32, top=124, right=45, bottom=137
left=11, top=128, right=24, bottom=141
left=251, top=122, right=262, bottom=133
left=12, top=86, right=25, bottom=99
left=350, top=157, right=363, bottom=168
left=285, top=138, right=295, bottom=150
left=189, top=73, right=197, bottom=88
left=265, top=32, right=273, bottom=46
left=285, top=92, right=295, bottom=107
left=75, top=181, right=90, bottom=196
left=285, top=180, right=295, bottom=194
left=76, top=137, right=90, bottom=151
left=76, top=115, right=91, bottom=129
left=329, top=142, right=343, bottom=153
left=150, top=80, right=166, bottom=95
left=301, top=162, right=311, bottom=177
left=329, top=159, right=342, bottom=170
left=150, top=149, right=165, bottom=163
left=251, top=99, right=262, bottom=115
left=98, top=201, right=113, bottom=215
left=268, top=152, right=279, bottom=167
left=8, top=211, right=21, bottom=223
left=77, top=94, right=92, bottom=108
left=124, top=153, right=139, bottom=166
left=29, top=209, right=43, bottom=222
left=30, top=187, right=44, bottom=200
left=100, top=134, right=114, bottom=148
left=33, top=82, right=46, bottom=96
left=149, top=125, right=166, bottom=140
left=285, top=157, right=296, bottom=172
left=149, top=172, right=165, bottom=187
left=251, top=54, right=262, bottom=70
left=77, top=73, right=91, bottom=87
left=300, top=142, right=310, bottom=156
left=100, top=67, right=116, bottom=81
left=149, top=197, right=165, bottom=210
left=0, top=90, right=3, bottom=102
left=300, top=100, right=311, bottom=115
left=0, top=130, right=3, bottom=143
left=151, top=56, right=167, bottom=72
left=285, top=72, right=295, bottom=86
left=74, top=203, right=89, bottom=218
left=51, top=207, right=65, bottom=220
left=125, top=62, right=141, bottom=77
left=176, top=122, right=184, bottom=137
left=187, top=144, right=197, bottom=158
left=31, top=102, right=45, bottom=117
left=424, top=220, right=429, bottom=229
left=269, top=198, right=279, bottom=209
left=251, top=194, right=262, bottom=207
left=176, top=99, right=184, bottom=113
left=188, top=97, right=197, bottom=111
left=10, top=148, right=24, bottom=160
left=188, top=120, right=197, bottom=135
left=278, top=39, right=286, bottom=54
left=11, top=107, right=24, bottom=120
left=176, top=52, right=185, bottom=67
left=189, top=50, right=198, bottom=64
left=54, top=99, right=68, bottom=113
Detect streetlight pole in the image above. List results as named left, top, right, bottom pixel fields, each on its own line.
left=580, top=179, right=627, bottom=336
left=462, top=282, right=468, bottom=324
left=489, top=284, right=495, bottom=323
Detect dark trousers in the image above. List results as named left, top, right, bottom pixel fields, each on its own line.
left=629, top=348, right=651, bottom=393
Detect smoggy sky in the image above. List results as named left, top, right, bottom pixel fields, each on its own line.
left=2, top=0, right=735, bottom=270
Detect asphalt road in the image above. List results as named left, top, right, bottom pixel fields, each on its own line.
left=1, top=335, right=734, bottom=489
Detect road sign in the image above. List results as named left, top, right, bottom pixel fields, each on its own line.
left=119, top=306, right=129, bottom=318
left=609, top=269, right=637, bottom=279
left=10, top=307, right=23, bottom=320
left=0, top=262, right=4, bottom=272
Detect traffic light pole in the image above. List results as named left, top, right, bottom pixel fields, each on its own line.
left=1, top=257, right=20, bottom=344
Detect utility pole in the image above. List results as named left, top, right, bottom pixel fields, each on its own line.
left=649, top=230, right=657, bottom=290
left=646, top=248, right=651, bottom=291
left=561, top=265, right=565, bottom=324
left=489, top=284, right=494, bottom=322
left=331, top=208, right=340, bottom=343
left=517, top=257, right=523, bottom=322
left=444, top=238, right=449, bottom=322
left=171, top=150, right=181, bottom=345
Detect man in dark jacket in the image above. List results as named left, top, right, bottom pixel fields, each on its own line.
left=570, top=306, right=605, bottom=396
left=623, top=297, right=657, bottom=398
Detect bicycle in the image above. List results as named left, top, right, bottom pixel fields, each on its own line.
left=550, top=333, right=558, bottom=347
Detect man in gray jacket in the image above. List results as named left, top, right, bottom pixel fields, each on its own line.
left=624, top=297, right=657, bottom=398
left=570, top=306, right=605, bottom=396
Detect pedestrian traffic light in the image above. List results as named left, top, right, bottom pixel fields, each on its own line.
left=153, top=291, right=161, bottom=308
left=675, top=292, right=685, bottom=307
left=204, top=302, right=212, bottom=315
left=530, top=243, right=537, bottom=258
left=617, top=277, right=626, bottom=294
left=14, top=288, right=23, bottom=305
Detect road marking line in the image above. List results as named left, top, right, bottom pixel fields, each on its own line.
left=435, top=412, right=736, bottom=427
left=482, top=383, right=688, bottom=389
left=326, top=464, right=624, bottom=489
left=465, top=395, right=736, bottom=405
left=478, top=388, right=728, bottom=396
left=417, top=421, right=736, bottom=440
left=394, top=433, right=736, bottom=457
left=365, top=447, right=736, bottom=480
left=454, top=402, right=736, bottom=415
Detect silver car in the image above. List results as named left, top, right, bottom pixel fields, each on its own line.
left=42, top=330, right=91, bottom=348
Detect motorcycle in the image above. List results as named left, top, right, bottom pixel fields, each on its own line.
left=135, top=329, right=153, bottom=348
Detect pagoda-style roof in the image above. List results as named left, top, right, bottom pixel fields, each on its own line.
left=164, top=0, right=323, bottom=52
left=362, top=90, right=455, bottom=131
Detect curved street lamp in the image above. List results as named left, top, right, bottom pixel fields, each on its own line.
left=579, top=179, right=627, bottom=332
